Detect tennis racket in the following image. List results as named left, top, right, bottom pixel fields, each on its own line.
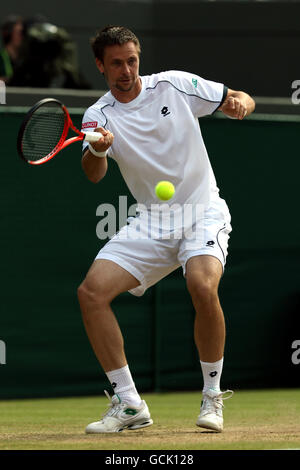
left=17, top=98, right=104, bottom=165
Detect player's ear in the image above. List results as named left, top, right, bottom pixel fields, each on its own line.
left=95, top=58, right=104, bottom=74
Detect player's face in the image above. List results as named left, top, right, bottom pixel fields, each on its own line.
left=96, top=42, right=141, bottom=100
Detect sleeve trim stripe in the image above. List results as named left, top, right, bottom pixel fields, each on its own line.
left=212, top=85, right=228, bottom=114
left=219, top=85, right=228, bottom=107
left=145, top=80, right=222, bottom=104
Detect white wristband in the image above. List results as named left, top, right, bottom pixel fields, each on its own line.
left=88, top=143, right=108, bottom=158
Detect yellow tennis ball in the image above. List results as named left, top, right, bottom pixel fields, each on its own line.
left=155, top=181, right=175, bottom=201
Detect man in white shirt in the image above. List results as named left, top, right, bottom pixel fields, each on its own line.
left=78, top=25, right=255, bottom=434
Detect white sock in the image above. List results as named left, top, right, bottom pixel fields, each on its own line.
left=200, top=358, right=224, bottom=393
left=106, top=365, right=142, bottom=407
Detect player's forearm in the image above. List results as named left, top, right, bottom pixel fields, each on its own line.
left=81, top=126, right=113, bottom=183
left=82, top=149, right=108, bottom=183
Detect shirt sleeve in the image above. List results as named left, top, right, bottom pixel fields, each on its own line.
left=81, top=106, right=114, bottom=158
left=164, top=70, right=227, bottom=118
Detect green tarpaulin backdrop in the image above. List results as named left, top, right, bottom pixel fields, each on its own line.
left=1, top=109, right=299, bottom=398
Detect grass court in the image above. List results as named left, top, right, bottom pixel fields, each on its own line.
left=0, top=389, right=299, bottom=450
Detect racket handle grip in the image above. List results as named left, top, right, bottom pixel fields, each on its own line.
left=83, top=131, right=104, bottom=143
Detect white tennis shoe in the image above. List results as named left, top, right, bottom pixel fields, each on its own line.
left=85, top=390, right=153, bottom=433
left=196, top=388, right=234, bottom=432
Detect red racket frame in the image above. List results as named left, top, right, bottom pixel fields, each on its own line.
left=18, top=98, right=88, bottom=166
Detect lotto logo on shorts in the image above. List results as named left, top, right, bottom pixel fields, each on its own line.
left=82, top=121, right=98, bottom=129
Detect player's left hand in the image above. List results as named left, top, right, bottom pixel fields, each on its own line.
left=220, top=96, right=248, bottom=120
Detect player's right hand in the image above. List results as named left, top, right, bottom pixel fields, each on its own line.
left=220, top=95, right=248, bottom=120
left=90, top=127, right=114, bottom=153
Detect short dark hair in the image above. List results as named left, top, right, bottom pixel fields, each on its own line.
left=90, top=25, right=141, bottom=62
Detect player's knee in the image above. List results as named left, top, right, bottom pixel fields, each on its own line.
left=187, top=276, right=218, bottom=304
left=77, top=278, right=110, bottom=308
left=77, top=281, right=94, bottom=306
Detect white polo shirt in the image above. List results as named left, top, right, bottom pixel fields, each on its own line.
left=81, top=70, right=227, bottom=211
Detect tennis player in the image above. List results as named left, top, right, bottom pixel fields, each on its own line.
left=78, top=25, right=255, bottom=433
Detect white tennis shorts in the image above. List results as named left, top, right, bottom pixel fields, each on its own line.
left=95, top=196, right=232, bottom=296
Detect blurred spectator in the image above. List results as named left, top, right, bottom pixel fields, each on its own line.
left=10, top=16, right=91, bottom=89
left=0, top=15, right=24, bottom=84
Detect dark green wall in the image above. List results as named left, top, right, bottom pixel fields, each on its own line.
left=0, top=109, right=299, bottom=399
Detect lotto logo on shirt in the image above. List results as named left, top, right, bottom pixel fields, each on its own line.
left=82, top=121, right=98, bottom=129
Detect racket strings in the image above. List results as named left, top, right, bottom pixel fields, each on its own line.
left=21, top=103, right=67, bottom=162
